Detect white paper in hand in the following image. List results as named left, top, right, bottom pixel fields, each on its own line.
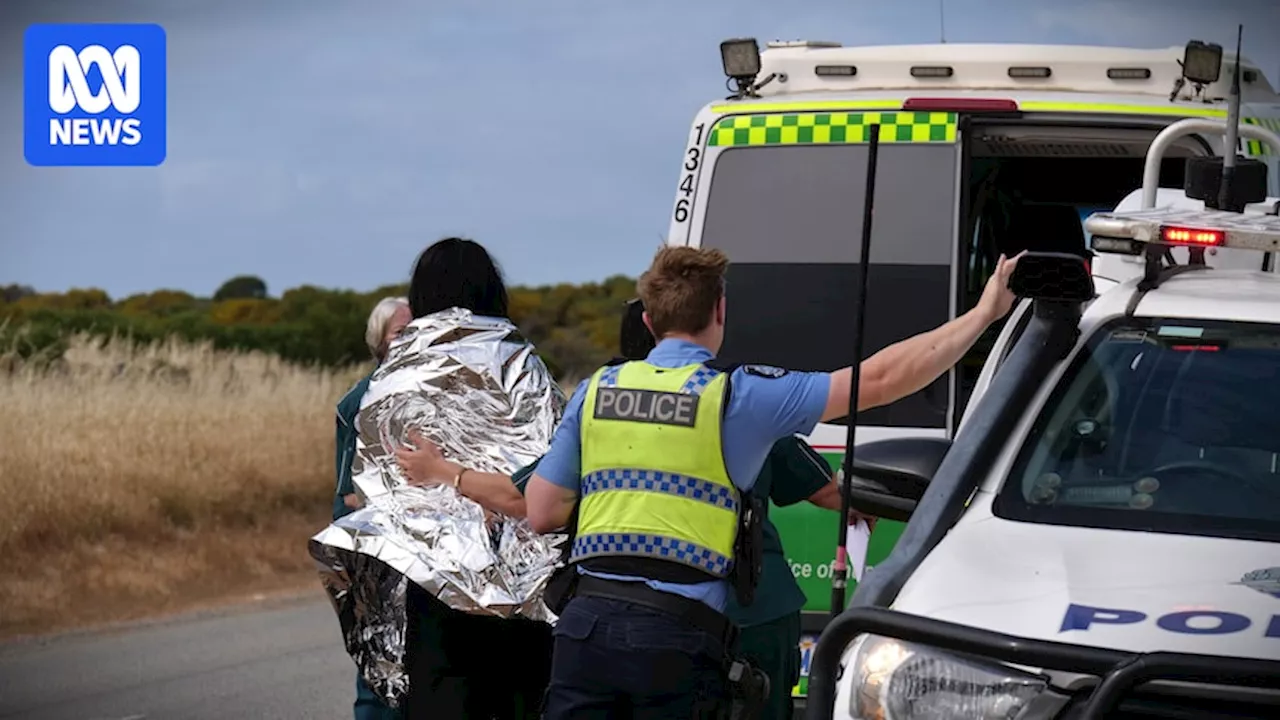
left=845, top=519, right=872, bottom=582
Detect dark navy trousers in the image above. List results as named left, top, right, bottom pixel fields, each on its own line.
left=542, top=596, right=727, bottom=719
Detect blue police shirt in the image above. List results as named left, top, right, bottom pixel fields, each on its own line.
left=535, top=338, right=831, bottom=612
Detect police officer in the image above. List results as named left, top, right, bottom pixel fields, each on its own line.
left=526, top=246, right=1019, bottom=718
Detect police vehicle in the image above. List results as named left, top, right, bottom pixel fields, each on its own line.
left=800, top=54, right=1280, bottom=719
left=663, top=35, right=1280, bottom=703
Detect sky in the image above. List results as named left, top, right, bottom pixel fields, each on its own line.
left=1, top=0, right=1277, bottom=299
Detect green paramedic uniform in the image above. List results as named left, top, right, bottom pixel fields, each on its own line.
left=727, top=435, right=832, bottom=720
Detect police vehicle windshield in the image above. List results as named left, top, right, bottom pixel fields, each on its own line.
left=994, top=317, right=1280, bottom=541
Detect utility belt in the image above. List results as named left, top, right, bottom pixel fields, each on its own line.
left=575, top=575, right=738, bottom=651
left=540, top=482, right=768, bottom=718
left=544, top=490, right=765, bottom=615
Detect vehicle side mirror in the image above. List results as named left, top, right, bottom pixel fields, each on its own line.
left=844, top=437, right=952, bottom=522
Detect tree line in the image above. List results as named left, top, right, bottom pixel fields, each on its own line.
left=0, top=274, right=638, bottom=382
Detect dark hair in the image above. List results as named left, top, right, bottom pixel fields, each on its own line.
left=619, top=298, right=656, bottom=360
left=408, top=237, right=510, bottom=319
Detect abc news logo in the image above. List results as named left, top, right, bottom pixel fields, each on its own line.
left=24, top=23, right=166, bottom=167
left=48, top=44, right=143, bottom=147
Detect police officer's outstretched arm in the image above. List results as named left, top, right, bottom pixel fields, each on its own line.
left=526, top=380, right=589, bottom=533
left=822, top=253, right=1021, bottom=421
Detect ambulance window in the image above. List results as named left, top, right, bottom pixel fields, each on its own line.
left=996, top=318, right=1280, bottom=540
left=700, top=143, right=958, bottom=429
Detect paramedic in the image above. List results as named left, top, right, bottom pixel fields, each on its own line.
left=334, top=295, right=410, bottom=720
left=524, top=245, right=1021, bottom=718
left=729, top=437, right=869, bottom=720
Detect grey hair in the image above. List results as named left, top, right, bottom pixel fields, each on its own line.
left=365, top=296, right=409, bottom=360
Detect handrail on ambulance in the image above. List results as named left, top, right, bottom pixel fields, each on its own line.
left=1141, top=119, right=1280, bottom=209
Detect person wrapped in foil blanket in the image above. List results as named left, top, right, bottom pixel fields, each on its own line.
left=309, top=306, right=568, bottom=706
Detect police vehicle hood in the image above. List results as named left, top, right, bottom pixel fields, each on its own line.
left=889, top=506, right=1280, bottom=662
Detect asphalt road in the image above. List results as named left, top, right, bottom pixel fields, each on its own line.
left=0, top=594, right=359, bottom=720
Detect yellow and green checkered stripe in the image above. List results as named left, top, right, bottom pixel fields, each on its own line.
left=707, top=111, right=957, bottom=147
left=1244, top=117, right=1280, bottom=156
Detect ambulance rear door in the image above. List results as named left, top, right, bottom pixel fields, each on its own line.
left=687, top=107, right=963, bottom=442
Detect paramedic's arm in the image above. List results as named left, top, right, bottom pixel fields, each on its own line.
left=769, top=436, right=833, bottom=508
left=822, top=253, right=1021, bottom=421
left=527, top=382, right=588, bottom=534
left=774, top=437, right=879, bottom=529
left=335, top=414, right=362, bottom=513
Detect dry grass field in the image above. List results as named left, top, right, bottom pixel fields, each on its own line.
left=0, top=334, right=361, bottom=639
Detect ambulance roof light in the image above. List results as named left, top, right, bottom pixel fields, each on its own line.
left=721, top=38, right=762, bottom=81
left=765, top=39, right=842, bottom=49
left=902, top=97, right=1018, bottom=112
left=1182, top=40, right=1223, bottom=85
left=720, top=37, right=784, bottom=100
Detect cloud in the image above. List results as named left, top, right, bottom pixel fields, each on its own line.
left=1031, top=0, right=1280, bottom=65
left=3, top=0, right=1279, bottom=297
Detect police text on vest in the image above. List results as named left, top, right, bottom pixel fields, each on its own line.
left=594, top=388, right=699, bottom=427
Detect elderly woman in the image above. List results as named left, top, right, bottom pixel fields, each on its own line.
left=335, top=296, right=412, bottom=520
left=335, top=296, right=411, bottom=720
left=393, top=238, right=556, bottom=720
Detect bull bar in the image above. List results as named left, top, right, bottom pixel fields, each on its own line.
left=805, top=606, right=1280, bottom=720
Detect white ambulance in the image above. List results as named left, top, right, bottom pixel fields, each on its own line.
left=803, top=107, right=1280, bottom=718
left=661, top=36, right=1280, bottom=706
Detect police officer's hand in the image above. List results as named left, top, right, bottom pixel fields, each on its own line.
left=394, top=430, right=459, bottom=487
left=976, top=252, right=1024, bottom=324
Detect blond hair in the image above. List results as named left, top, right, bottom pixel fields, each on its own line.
left=365, top=296, right=409, bottom=360
left=636, top=246, right=729, bottom=338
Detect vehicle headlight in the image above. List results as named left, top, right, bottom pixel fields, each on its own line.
left=846, top=634, right=1069, bottom=720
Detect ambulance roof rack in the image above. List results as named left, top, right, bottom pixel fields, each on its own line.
left=740, top=43, right=1276, bottom=99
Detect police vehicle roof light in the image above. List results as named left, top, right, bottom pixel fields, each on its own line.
left=720, top=38, right=761, bottom=80
left=1085, top=207, right=1280, bottom=255
left=1161, top=225, right=1223, bottom=247
left=902, top=98, right=1018, bottom=113
left=1181, top=40, right=1223, bottom=85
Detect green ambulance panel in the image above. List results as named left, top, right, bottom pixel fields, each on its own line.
left=777, top=451, right=906, bottom=698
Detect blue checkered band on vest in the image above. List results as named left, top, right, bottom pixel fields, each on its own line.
left=571, top=533, right=733, bottom=576
left=581, top=468, right=739, bottom=513
left=597, top=363, right=722, bottom=396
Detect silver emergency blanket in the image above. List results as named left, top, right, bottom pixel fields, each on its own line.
left=309, top=307, right=568, bottom=707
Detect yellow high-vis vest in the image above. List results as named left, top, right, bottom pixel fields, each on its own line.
left=572, top=360, right=740, bottom=579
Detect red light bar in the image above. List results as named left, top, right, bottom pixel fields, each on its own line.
left=1160, top=225, right=1224, bottom=246
left=902, top=98, right=1018, bottom=112
left=1170, top=344, right=1221, bottom=352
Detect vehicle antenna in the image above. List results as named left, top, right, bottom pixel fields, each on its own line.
left=939, top=0, right=947, bottom=44
left=829, top=124, right=881, bottom=618
left=1218, top=24, right=1243, bottom=212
